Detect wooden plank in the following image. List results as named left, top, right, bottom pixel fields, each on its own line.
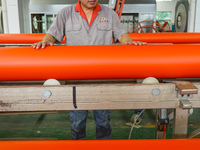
left=188, top=128, right=200, bottom=139
left=0, top=83, right=178, bottom=112
left=0, top=83, right=200, bottom=112
left=173, top=108, right=189, bottom=138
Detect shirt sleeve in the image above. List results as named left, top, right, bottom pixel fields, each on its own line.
left=112, top=10, right=127, bottom=42
left=46, top=10, right=66, bottom=44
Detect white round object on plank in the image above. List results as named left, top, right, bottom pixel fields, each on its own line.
left=142, top=77, right=159, bottom=84
left=43, top=79, right=61, bottom=85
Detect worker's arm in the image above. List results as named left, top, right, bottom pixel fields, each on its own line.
left=118, top=33, right=146, bottom=45
left=32, top=33, right=57, bottom=49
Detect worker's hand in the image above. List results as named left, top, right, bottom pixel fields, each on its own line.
left=32, top=41, right=54, bottom=49
left=118, top=33, right=146, bottom=45
left=124, top=41, right=146, bottom=45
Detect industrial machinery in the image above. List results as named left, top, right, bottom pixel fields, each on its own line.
left=1, top=0, right=200, bottom=148
left=129, top=20, right=166, bottom=33
left=1, top=33, right=200, bottom=140
left=174, top=0, right=189, bottom=32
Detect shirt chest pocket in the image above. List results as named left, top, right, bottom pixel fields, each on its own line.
left=97, top=23, right=112, bottom=45
left=65, top=24, right=82, bottom=33
left=65, top=24, right=82, bottom=45
left=97, top=23, right=112, bottom=31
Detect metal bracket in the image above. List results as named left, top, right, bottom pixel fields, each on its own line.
left=166, top=81, right=198, bottom=99
left=177, top=93, right=193, bottom=99
left=172, top=81, right=198, bottom=95
left=166, top=81, right=198, bottom=109
left=179, top=99, right=192, bottom=109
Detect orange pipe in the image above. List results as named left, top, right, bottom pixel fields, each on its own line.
left=1, top=33, right=200, bottom=44
left=129, top=33, right=200, bottom=43
left=0, top=139, right=199, bottom=150
left=0, top=33, right=48, bottom=44
left=1, top=44, right=200, bottom=81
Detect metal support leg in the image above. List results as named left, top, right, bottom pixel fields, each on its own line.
left=156, top=109, right=169, bottom=139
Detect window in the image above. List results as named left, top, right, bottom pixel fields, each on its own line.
left=156, top=11, right=171, bottom=24
left=31, top=13, right=57, bottom=33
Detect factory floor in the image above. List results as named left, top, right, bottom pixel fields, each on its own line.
left=0, top=109, right=200, bottom=140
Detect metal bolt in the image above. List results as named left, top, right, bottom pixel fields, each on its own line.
left=43, top=90, right=52, bottom=98
left=152, top=88, right=161, bottom=96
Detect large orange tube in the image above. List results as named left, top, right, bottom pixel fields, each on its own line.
left=1, top=44, right=200, bottom=81
left=129, top=33, right=200, bottom=44
left=0, top=33, right=47, bottom=44
left=1, top=33, right=200, bottom=44
left=0, top=139, right=199, bottom=150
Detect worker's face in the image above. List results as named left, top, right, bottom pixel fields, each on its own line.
left=80, top=0, right=98, bottom=10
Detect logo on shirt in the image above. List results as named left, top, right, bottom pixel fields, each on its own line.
left=99, top=17, right=109, bottom=23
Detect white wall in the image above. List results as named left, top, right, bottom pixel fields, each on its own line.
left=3, top=0, right=21, bottom=33
left=2, top=0, right=30, bottom=33
left=195, top=0, right=200, bottom=32
left=21, top=0, right=30, bottom=33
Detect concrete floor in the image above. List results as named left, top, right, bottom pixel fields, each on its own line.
left=0, top=109, right=199, bottom=140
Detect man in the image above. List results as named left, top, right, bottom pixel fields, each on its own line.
left=33, top=0, right=145, bottom=140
